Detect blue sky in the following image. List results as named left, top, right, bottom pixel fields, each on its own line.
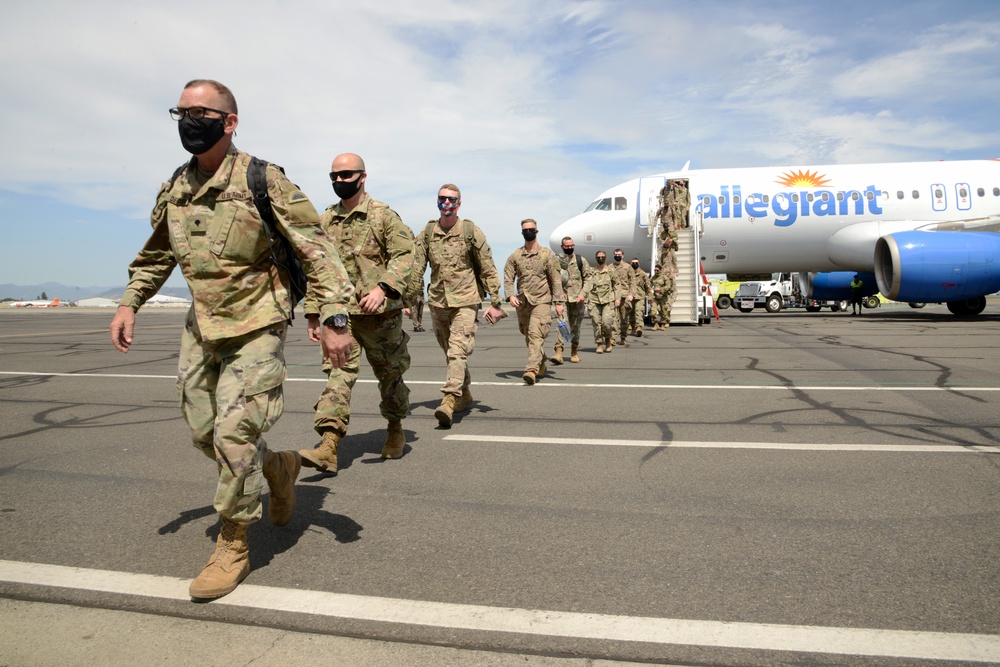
left=3, top=0, right=1000, bottom=290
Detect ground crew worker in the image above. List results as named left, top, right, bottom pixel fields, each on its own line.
left=587, top=250, right=620, bottom=353
left=407, top=184, right=504, bottom=427
left=650, top=264, right=675, bottom=329
left=611, top=248, right=635, bottom=346
left=504, top=219, right=566, bottom=384
left=850, top=274, right=865, bottom=315
left=630, top=258, right=650, bottom=337
left=299, top=153, right=415, bottom=475
left=551, top=235, right=591, bottom=364
left=407, top=276, right=426, bottom=331
left=109, top=79, right=353, bottom=600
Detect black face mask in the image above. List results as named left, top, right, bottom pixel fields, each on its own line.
left=562, top=247, right=574, bottom=255
left=178, top=115, right=226, bottom=155
left=333, top=177, right=363, bottom=200
left=522, top=228, right=538, bottom=241
left=596, top=256, right=606, bottom=265
left=614, top=254, right=623, bottom=262
left=631, top=262, right=640, bottom=269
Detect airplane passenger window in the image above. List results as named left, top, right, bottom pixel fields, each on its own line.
left=960, top=188, right=968, bottom=197
left=615, top=197, right=627, bottom=210
left=791, top=193, right=799, bottom=203
left=897, top=191, right=904, bottom=199
left=912, top=190, right=920, bottom=199
left=934, top=188, right=943, bottom=198
left=806, top=194, right=814, bottom=202
left=719, top=196, right=727, bottom=205
left=732, top=195, right=740, bottom=204
left=851, top=192, right=859, bottom=201
left=822, top=192, right=830, bottom=201
left=702, top=196, right=711, bottom=205
left=994, top=187, right=1000, bottom=196
left=762, top=195, right=769, bottom=203
left=837, top=192, right=844, bottom=201
left=978, top=188, right=985, bottom=197
left=866, top=191, right=874, bottom=200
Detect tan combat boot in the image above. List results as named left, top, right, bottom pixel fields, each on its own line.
left=189, top=517, right=250, bottom=600
left=263, top=449, right=301, bottom=526
left=454, top=386, right=473, bottom=412
left=570, top=343, right=580, bottom=363
left=299, top=431, right=340, bottom=474
left=435, top=394, right=457, bottom=427
left=595, top=343, right=604, bottom=354
left=538, top=360, right=547, bottom=379
left=522, top=370, right=536, bottom=385
left=604, top=337, right=613, bottom=353
left=550, top=341, right=564, bottom=365
left=381, top=420, right=405, bottom=459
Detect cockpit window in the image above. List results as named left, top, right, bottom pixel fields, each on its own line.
left=585, top=198, right=613, bottom=212
left=615, top=197, right=628, bottom=210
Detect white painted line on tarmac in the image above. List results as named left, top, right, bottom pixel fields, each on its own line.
left=444, top=435, right=1000, bottom=454
left=3, top=371, right=999, bottom=392
left=0, top=559, right=997, bottom=662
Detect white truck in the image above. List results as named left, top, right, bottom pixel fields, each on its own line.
left=734, top=273, right=849, bottom=313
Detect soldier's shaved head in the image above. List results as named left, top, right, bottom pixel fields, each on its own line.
left=183, top=79, right=238, bottom=114
left=331, top=153, right=365, bottom=172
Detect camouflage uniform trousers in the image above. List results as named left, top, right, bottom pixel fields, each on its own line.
left=408, top=297, right=424, bottom=329
left=429, top=305, right=478, bottom=396
left=631, top=298, right=647, bottom=334
left=515, top=302, right=551, bottom=373
left=314, top=310, right=411, bottom=436
left=177, top=313, right=287, bottom=526
left=588, top=302, right=615, bottom=343
left=554, top=299, right=585, bottom=355
left=617, top=300, right=634, bottom=339
left=654, top=293, right=675, bottom=324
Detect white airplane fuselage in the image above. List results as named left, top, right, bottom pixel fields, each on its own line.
left=550, top=159, right=1000, bottom=313
left=551, top=159, right=1000, bottom=274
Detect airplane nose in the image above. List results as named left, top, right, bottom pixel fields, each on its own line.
left=548, top=213, right=585, bottom=254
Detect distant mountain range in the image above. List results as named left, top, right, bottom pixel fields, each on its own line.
left=0, top=282, right=192, bottom=302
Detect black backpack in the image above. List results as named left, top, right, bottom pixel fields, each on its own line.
left=168, top=157, right=308, bottom=317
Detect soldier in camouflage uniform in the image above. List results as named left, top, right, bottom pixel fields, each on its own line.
left=551, top=236, right=591, bottom=364
left=406, top=184, right=504, bottom=427
left=110, top=80, right=353, bottom=601
left=611, top=249, right=635, bottom=346
left=586, top=250, right=620, bottom=353
left=299, top=153, right=415, bottom=475
left=629, top=258, right=651, bottom=337
left=650, top=263, right=675, bottom=329
left=504, top=219, right=566, bottom=384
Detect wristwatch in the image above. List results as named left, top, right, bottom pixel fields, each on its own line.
left=323, top=313, right=349, bottom=329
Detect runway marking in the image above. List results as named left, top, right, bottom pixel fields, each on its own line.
left=0, top=560, right=996, bottom=662
left=2, top=371, right=1000, bottom=392
left=444, top=435, right=1000, bottom=454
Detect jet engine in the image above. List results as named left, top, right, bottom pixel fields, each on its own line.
left=874, top=231, right=1000, bottom=315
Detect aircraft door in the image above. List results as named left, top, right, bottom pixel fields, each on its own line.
left=638, top=176, right=666, bottom=231
left=956, top=183, right=971, bottom=211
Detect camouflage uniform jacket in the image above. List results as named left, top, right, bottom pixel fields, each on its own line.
left=304, top=194, right=414, bottom=317
left=120, top=146, right=352, bottom=341
left=407, top=219, right=502, bottom=308
left=504, top=246, right=566, bottom=306
left=652, top=271, right=675, bottom=295
left=632, top=267, right=651, bottom=299
left=558, top=253, right=593, bottom=302
left=587, top=267, right=619, bottom=305
left=612, top=261, right=635, bottom=299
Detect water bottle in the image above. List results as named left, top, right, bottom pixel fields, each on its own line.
left=557, top=318, right=571, bottom=344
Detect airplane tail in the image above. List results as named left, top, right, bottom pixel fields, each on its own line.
left=49, top=297, right=60, bottom=306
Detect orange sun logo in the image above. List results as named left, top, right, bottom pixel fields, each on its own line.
left=775, top=170, right=831, bottom=188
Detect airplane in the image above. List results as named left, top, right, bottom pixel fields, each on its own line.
left=10, top=297, right=60, bottom=308
left=549, top=159, right=1000, bottom=315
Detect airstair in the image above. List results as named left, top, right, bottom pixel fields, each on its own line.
left=668, top=226, right=707, bottom=325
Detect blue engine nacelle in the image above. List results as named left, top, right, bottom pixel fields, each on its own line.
left=801, top=271, right=877, bottom=301
left=874, top=231, right=1000, bottom=302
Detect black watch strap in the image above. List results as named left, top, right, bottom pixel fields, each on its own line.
left=324, top=314, right=348, bottom=329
